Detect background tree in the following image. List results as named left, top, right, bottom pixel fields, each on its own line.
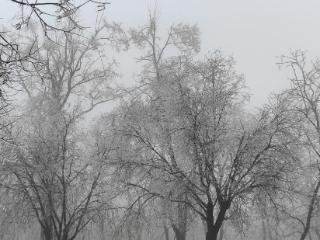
left=111, top=13, right=199, bottom=240
left=1, top=0, right=109, bottom=96
left=0, top=15, right=126, bottom=239
left=96, top=15, right=296, bottom=240
left=17, top=23, right=124, bottom=118
left=272, top=50, right=320, bottom=240
left=4, top=108, right=109, bottom=240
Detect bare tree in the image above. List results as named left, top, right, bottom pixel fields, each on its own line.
left=0, top=0, right=109, bottom=105
left=3, top=108, right=109, bottom=240
left=119, top=14, right=199, bottom=240
left=276, top=50, right=320, bottom=240
left=0, top=1, right=111, bottom=151
left=96, top=15, right=295, bottom=240
left=8, top=0, right=109, bottom=33
left=17, top=21, right=126, bottom=118
left=0, top=16, right=125, bottom=240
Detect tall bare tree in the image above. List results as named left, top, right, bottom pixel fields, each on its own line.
left=4, top=109, right=108, bottom=240
left=0, top=17, right=125, bottom=240
left=1, top=0, right=109, bottom=91
left=276, top=50, right=320, bottom=240
left=96, top=15, right=295, bottom=240
left=17, top=20, right=126, bottom=118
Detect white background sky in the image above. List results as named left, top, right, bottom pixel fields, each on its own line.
left=2, top=0, right=320, bottom=109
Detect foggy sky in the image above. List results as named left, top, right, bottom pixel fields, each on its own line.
left=1, top=0, right=320, bottom=108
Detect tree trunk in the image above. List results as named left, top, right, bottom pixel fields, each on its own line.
left=40, top=227, right=52, bottom=240
left=218, top=225, right=224, bottom=240
left=172, top=223, right=186, bottom=240
left=164, top=223, right=170, bottom=240
left=206, top=199, right=214, bottom=240
left=206, top=226, right=220, bottom=240
left=205, top=200, right=229, bottom=240
left=300, top=179, right=320, bottom=240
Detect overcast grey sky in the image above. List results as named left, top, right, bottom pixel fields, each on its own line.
left=2, top=0, right=320, bottom=108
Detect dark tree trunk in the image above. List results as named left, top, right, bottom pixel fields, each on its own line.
left=206, top=199, right=214, bottom=240
left=40, top=227, right=52, bottom=240
left=206, top=227, right=219, bottom=240
left=205, top=200, right=229, bottom=240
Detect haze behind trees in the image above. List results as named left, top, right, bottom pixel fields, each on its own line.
left=0, top=1, right=320, bottom=240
